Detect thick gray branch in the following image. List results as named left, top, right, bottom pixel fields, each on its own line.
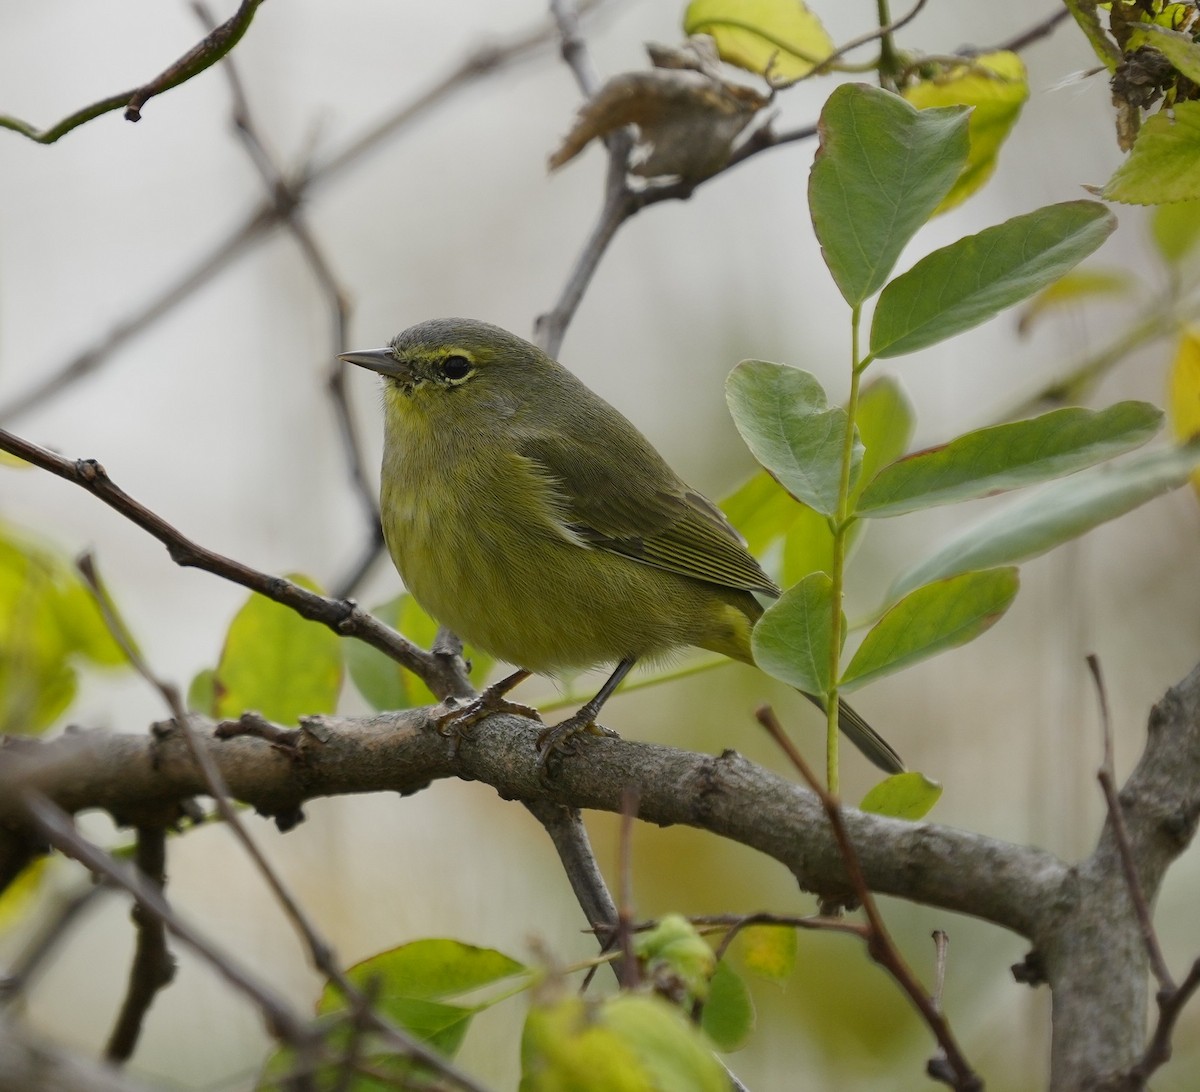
left=0, top=711, right=1063, bottom=938
left=1039, top=663, right=1200, bottom=1089
left=3, top=659, right=1200, bottom=1091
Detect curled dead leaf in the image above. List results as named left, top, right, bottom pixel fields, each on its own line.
left=549, top=38, right=768, bottom=181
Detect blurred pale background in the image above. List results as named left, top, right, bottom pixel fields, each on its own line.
left=2, top=0, right=1199, bottom=1088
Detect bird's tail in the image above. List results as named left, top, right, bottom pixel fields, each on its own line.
left=803, top=692, right=905, bottom=774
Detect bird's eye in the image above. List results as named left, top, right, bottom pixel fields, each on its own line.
left=441, top=355, right=472, bottom=381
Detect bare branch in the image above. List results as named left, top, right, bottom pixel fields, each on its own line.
left=20, top=791, right=313, bottom=1046
left=756, top=706, right=981, bottom=1092
left=0, top=1018, right=162, bottom=1092
left=1087, top=654, right=1174, bottom=991
left=0, top=0, right=267, bottom=143
left=105, top=829, right=175, bottom=1063
left=201, top=3, right=381, bottom=599
left=0, top=884, right=108, bottom=1006
left=0, top=427, right=473, bottom=701
left=0, top=4, right=598, bottom=423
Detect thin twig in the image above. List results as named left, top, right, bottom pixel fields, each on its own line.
left=21, top=791, right=314, bottom=1046
left=105, top=828, right=175, bottom=1063
left=994, top=7, right=1072, bottom=54
left=550, top=0, right=602, bottom=97
left=199, top=1, right=381, bottom=600
left=1086, top=654, right=1175, bottom=992
left=0, top=0, right=267, bottom=143
left=616, top=788, right=639, bottom=990
left=0, top=4, right=604, bottom=423
left=75, top=553, right=486, bottom=1090
left=0, top=428, right=472, bottom=701
left=0, top=883, right=108, bottom=1005
left=1129, top=956, right=1200, bottom=1083
left=756, top=705, right=982, bottom=1092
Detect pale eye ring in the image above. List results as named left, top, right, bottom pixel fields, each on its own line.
left=442, top=355, right=472, bottom=381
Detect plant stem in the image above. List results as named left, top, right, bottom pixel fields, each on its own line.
left=827, top=307, right=867, bottom=791
left=876, top=0, right=901, bottom=89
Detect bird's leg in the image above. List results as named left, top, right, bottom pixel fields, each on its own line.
left=536, top=657, right=636, bottom=769
left=435, top=668, right=540, bottom=738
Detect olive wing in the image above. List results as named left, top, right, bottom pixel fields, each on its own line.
left=519, top=432, right=779, bottom=598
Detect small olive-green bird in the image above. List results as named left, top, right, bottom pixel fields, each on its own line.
left=342, top=318, right=902, bottom=774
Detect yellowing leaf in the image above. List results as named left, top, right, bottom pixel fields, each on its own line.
left=1017, top=269, right=1133, bottom=335
left=1104, top=100, right=1200, bottom=204
left=0, top=857, right=48, bottom=932
left=737, top=925, right=797, bottom=983
left=1152, top=200, right=1200, bottom=264
left=903, top=52, right=1029, bottom=213
left=1168, top=325, right=1200, bottom=494
left=684, top=0, right=833, bottom=80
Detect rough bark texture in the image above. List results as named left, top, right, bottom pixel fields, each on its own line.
left=1, top=661, right=1198, bottom=1090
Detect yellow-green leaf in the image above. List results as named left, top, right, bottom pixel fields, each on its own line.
left=1104, top=100, right=1200, bottom=204
left=1168, top=325, right=1200, bottom=494
left=0, top=527, right=126, bottom=735
left=903, top=51, right=1029, bottom=213
left=684, top=0, right=833, bottom=80
left=1152, top=200, right=1200, bottom=264
left=860, top=771, right=942, bottom=819
left=636, top=913, right=715, bottom=1002
left=1017, top=269, right=1133, bottom=334
left=737, top=924, right=797, bottom=983
left=213, top=573, right=343, bottom=726
left=523, top=992, right=726, bottom=1092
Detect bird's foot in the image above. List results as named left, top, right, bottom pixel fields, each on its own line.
left=434, top=670, right=539, bottom=744
left=536, top=713, right=620, bottom=776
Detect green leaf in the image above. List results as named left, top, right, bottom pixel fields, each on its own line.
left=871, top=201, right=1117, bottom=358
left=1017, top=269, right=1133, bottom=335
left=736, top=925, right=797, bottom=984
left=857, top=402, right=1163, bottom=517
left=522, top=994, right=726, bottom=1092
left=752, top=572, right=838, bottom=696
left=902, top=51, right=1029, bottom=214
left=1063, top=0, right=1122, bottom=71
left=722, top=378, right=910, bottom=582
left=701, top=961, right=754, bottom=1053
left=842, top=568, right=1019, bottom=689
left=809, top=84, right=971, bottom=306
left=329, top=939, right=527, bottom=1008
left=1104, top=100, right=1200, bottom=205
left=853, top=375, right=917, bottom=502
left=683, top=0, right=833, bottom=80
left=187, top=668, right=217, bottom=716
left=212, top=574, right=343, bottom=726
left=726, top=360, right=860, bottom=516
left=316, top=940, right=527, bottom=1061
left=860, top=771, right=943, bottom=820
left=1152, top=200, right=1200, bottom=264
left=890, top=441, right=1200, bottom=600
